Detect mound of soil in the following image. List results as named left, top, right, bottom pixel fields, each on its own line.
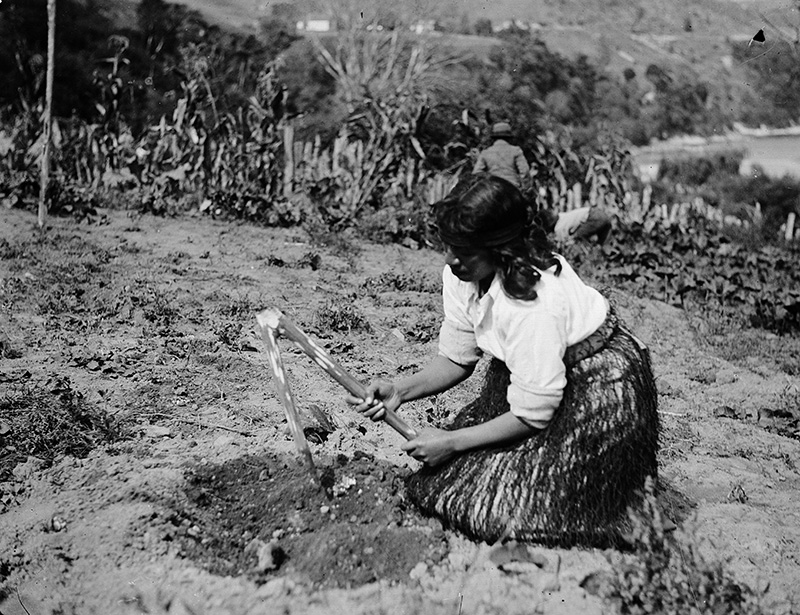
left=172, top=452, right=448, bottom=587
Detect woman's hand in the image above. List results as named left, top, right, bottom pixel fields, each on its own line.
left=345, top=379, right=402, bottom=422
left=344, top=356, right=473, bottom=424
left=402, top=413, right=538, bottom=467
left=401, top=427, right=459, bottom=467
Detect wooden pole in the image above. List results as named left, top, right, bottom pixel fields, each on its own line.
left=259, top=321, right=320, bottom=485
left=282, top=122, right=294, bottom=198
left=38, top=0, right=56, bottom=228
left=256, top=308, right=418, bottom=441
left=785, top=212, right=796, bottom=242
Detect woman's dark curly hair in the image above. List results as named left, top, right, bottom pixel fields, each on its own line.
left=434, top=174, right=561, bottom=301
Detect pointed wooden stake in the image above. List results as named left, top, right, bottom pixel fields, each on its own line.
left=256, top=308, right=418, bottom=441
left=258, top=319, right=320, bottom=487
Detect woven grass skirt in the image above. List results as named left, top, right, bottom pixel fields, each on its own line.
left=405, top=309, right=659, bottom=547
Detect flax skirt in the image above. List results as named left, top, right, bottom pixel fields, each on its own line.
left=405, top=310, right=659, bottom=547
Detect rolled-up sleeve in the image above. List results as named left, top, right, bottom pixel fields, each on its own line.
left=438, top=269, right=482, bottom=366
left=473, top=154, right=487, bottom=174
left=503, top=308, right=568, bottom=429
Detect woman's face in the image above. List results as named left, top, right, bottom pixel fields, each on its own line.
left=444, top=245, right=496, bottom=284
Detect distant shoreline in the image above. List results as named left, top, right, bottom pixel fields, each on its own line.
left=634, top=124, right=800, bottom=153
left=631, top=128, right=800, bottom=180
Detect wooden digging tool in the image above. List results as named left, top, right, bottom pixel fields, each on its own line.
left=258, top=319, right=320, bottom=486
left=256, top=308, right=418, bottom=441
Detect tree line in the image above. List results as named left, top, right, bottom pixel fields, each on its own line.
left=2, top=0, right=798, bottom=153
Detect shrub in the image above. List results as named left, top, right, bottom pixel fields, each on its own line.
left=604, top=481, right=766, bottom=615
left=657, top=151, right=745, bottom=187
left=0, top=376, right=129, bottom=481
left=314, top=301, right=371, bottom=334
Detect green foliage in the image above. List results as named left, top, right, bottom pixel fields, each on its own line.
left=468, top=31, right=598, bottom=147
left=527, top=127, right=634, bottom=212
left=314, top=300, right=371, bottom=334
left=0, top=0, right=287, bottom=133
left=0, top=0, right=116, bottom=118
left=0, top=376, right=128, bottom=481
left=275, top=39, right=341, bottom=143
left=652, top=154, right=800, bottom=235
left=357, top=184, right=434, bottom=247
left=362, top=272, right=440, bottom=294
left=473, top=18, right=493, bottom=36
left=605, top=482, right=765, bottom=615
left=306, top=29, right=439, bottom=225
left=568, top=219, right=800, bottom=335
left=202, top=192, right=303, bottom=226
left=731, top=40, right=800, bottom=128
left=28, top=59, right=293, bottom=219
left=46, top=179, right=102, bottom=222
left=641, top=64, right=729, bottom=139
left=657, top=152, right=745, bottom=188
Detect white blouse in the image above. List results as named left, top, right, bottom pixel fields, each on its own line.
left=438, top=256, right=608, bottom=428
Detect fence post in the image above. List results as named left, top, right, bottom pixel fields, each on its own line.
left=572, top=183, right=581, bottom=210
left=786, top=212, right=796, bottom=242
left=38, top=0, right=56, bottom=228
left=282, top=122, right=294, bottom=198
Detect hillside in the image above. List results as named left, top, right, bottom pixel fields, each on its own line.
left=97, top=0, right=797, bottom=102
left=99, top=0, right=792, bottom=41
left=129, top=0, right=792, bottom=35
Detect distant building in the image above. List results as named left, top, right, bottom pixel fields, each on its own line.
left=637, top=162, right=660, bottom=184
left=493, top=19, right=537, bottom=33
left=410, top=20, right=436, bottom=35
left=617, top=50, right=635, bottom=63
left=296, top=15, right=333, bottom=32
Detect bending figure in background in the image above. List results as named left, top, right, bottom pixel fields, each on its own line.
left=472, top=122, right=530, bottom=190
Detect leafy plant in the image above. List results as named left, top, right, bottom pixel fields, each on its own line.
left=568, top=219, right=800, bottom=335
left=304, top=22, right=448, bottom=228
left=603, top=481, right=766, bottom=615
left=0, top=376, right=129, bottom=481
left=314, top=300, right=371, bottom=334
left=362, top=272, right=440, bottom=294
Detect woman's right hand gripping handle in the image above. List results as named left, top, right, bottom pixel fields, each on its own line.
left=345, top=379, right=402, bottom=422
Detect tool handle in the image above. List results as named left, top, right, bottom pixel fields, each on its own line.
left=257, top=309, right=418, bottom=441
left=259, top=324, right=319, bottom=478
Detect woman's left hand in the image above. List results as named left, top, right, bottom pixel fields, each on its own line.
left=400, top=427, right=459, bottom=467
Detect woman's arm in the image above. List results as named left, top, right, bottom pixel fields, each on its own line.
left=347, top=354, right=474, bottom=420
left=473, top=153, right=488, bottom=174
left=401, top=411, right=536, bottom=466
left=396, top=354, right=474, bottom=403
left=451, top=411, right=535, bottom=451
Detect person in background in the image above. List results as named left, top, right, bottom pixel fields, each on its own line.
left=472, top=122, right=530, bottom=190
left=538, top=205, right=614, bottom=245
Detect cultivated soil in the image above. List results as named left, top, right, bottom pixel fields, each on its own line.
left=1, top=206, right=799, bottom=615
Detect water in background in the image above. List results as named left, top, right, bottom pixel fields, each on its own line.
left=739, top=134, right=800, bottom=179
left=632, top=133, right=800, bottom=182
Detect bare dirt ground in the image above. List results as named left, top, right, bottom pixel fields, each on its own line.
left=1, top=207, right=799, bottom=615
